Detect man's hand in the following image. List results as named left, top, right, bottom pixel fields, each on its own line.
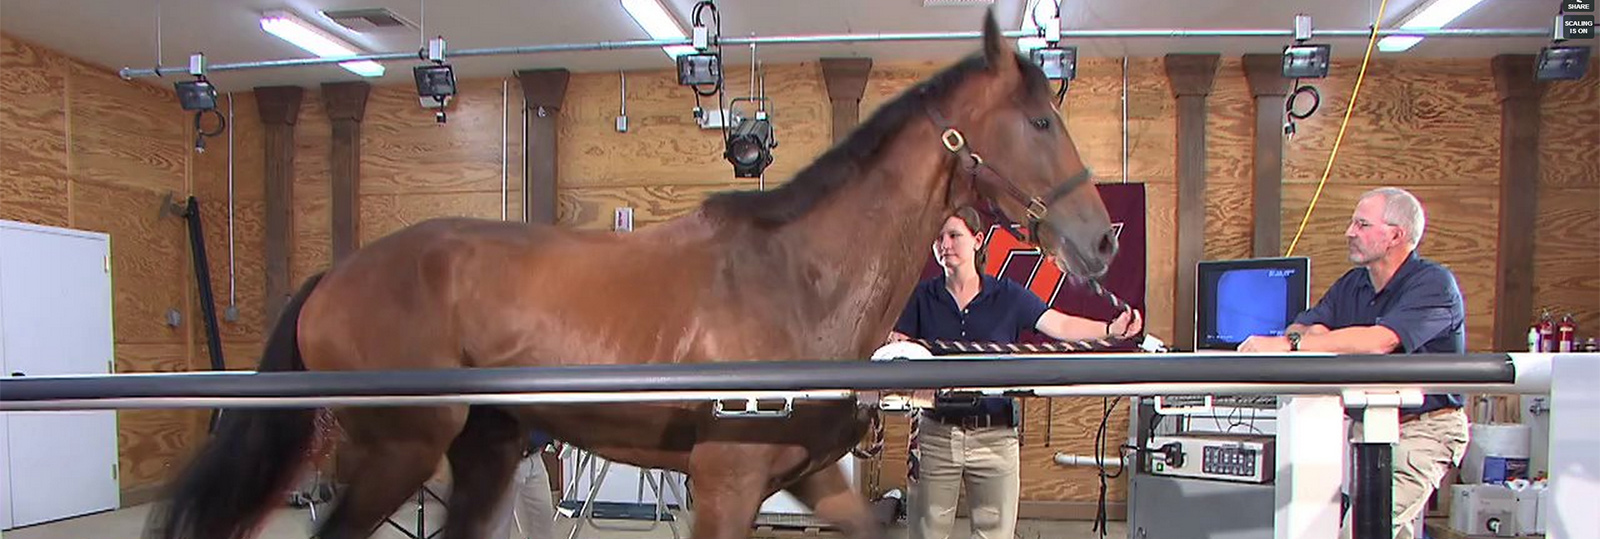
left=1238, top=335, right=1292, bottom=353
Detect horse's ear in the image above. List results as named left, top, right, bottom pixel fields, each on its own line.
left=980, top=7, right=1018, bottom=79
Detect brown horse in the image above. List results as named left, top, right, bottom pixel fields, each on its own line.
left=144, top=9, right=1117, bottom=539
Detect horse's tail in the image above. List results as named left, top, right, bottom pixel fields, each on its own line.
left=145, top=271, right=327, bottom=539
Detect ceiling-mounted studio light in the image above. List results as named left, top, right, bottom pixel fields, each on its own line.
left=414, top=36, right=455, bottom=123
left=175, top=54, right=218, bottom=111
left=1029, top=46, right=1077, bottom=81
left=1282, top=15, right=1331, bottom=79
left=724, top=97, right=777, bottom=178
left=1537, top=45, right=1592, bottom=80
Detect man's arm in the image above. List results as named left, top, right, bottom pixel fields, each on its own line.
left=1240, top=324, right=1396, bottom=353
left=1295, top=325, right=1400, bottom=354
left=1244, top=267, right=1461, bottom=354
left=1287, top=323, right=1331, bottom=335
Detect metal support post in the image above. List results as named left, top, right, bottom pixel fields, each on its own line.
left=1342, top=389, right=1422, bottom=539
left=1274, top=395, right=1345, bottom=539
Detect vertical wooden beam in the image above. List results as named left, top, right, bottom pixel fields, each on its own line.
left=1242, top=54, right=1291, bottom=258
left=322, top=81, right=371, bottom=262
left=516, top=69, right=570, bottom=225
left=820, top=56, right=877, bottom=496
left=1163, top=54, right=1220, bottom=351
left=254, top=86, right=303, bottom=326
left=820, top=58, right=873, bottom=144
left=1492, top=55, right=1542, bottom=352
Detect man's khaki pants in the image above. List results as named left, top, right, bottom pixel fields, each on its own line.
left=906, top=414, right=1021, bottom=539
left=487, top=452, right=556, bottom=539
left=1344, top=407, right=1470, bottom=539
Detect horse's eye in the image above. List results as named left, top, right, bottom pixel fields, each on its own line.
left=1031, top=117, right=1051, bottom=130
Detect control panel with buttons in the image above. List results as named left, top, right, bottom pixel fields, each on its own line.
left=1146, top=434, right=1275, bottom=484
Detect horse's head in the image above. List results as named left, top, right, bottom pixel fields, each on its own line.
left=936, top=10, right=1117, bottom=280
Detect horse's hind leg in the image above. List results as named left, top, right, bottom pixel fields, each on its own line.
left=438, top=406, right=526, bottom=539
left=685, top=443, right=778, bottom=539
left=313, top=407, right=466, bottom=539
left=784, top=461, right=884, bottom=539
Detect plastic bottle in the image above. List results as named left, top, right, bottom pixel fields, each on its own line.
left=1536, top=311, right=1555, bottom=352
left=1557, top=313, right=1577, bottom=352
left=1527, top=327, right=1540, bottom=352
left=1584, top=337, right=1598, bottom=353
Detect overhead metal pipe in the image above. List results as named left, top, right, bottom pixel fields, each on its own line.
left=118, top=26, right=1552, bottom=80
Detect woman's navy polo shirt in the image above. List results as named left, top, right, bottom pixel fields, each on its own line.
left=894, top=274, right=1051, bottom=419
left=895, top=274, right=1051, bottom=344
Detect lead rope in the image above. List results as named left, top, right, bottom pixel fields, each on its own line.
left=916, top=275, right=1137, bottom=355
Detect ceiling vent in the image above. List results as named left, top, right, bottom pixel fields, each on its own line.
left=923, top=0, right=995, bottom=5
left=321, top=8, right=416, bottom=32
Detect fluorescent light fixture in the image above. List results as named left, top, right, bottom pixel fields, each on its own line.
left=1376, top=0, right=1487, bottom=52
left=621, top=0, right=692, bottom=59
left=259, top=10, right=385, bottom=77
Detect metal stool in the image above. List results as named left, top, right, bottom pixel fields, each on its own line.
left=558, top=445, right=692, bottom=539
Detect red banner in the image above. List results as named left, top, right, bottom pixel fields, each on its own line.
left=917, top=183, right=1148, bottom=347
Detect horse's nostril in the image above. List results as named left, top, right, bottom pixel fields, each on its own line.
left=1097, top=231, right=1118, bottom=258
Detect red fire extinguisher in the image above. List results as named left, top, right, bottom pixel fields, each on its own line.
left=1557, top=313, right=1577, bottom=352
left=1536, top=310, right=1555, bottom=352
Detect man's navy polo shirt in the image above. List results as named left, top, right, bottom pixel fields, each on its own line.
left=895, top=274, right=1051, bottom=419
left=1293, top=250, right=1466, bottom=414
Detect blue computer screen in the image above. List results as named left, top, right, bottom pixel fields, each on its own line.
left=1213, top=268, right=1293, bottom=342
left=1196, top=258, right=1309, bottom=350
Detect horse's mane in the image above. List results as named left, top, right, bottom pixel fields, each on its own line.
left=700, top=49, right=1050, bottom=227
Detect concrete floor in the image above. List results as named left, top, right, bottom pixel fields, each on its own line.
left=5, top=502, right=1128, bottom=539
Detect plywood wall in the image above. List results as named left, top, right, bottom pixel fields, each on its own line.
left=5, top=26, right=1597, bottom=512
left=1535, top=63, right=1600, bottom=343
left=1277, top=59, right=1504, bottom=351
left=0, top=32, right=250, bottom=497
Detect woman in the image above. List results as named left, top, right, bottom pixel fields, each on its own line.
left=889, top=206, right=1141, bottom=539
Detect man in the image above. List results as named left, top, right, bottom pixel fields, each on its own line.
left=1239, top=187, right=1469, bottom=539
left=487, top=430, right=557, bottom=539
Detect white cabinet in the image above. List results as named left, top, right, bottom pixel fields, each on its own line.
left=0, top=220, right=120, bottom=530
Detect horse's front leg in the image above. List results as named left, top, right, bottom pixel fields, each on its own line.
left=685, top=441, right=780, bottom=539
left=784, top=461, right=885, bottom=539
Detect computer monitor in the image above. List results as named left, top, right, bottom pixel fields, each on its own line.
left=1194, top=257, right=1311, bottom=351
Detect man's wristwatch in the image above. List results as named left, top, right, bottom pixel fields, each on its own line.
left=1286, top=331, right=1302, bottom=351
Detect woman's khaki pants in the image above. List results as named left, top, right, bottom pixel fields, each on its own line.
left=906, top=414, right=1021, bottom=539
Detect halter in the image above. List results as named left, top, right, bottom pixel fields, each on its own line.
left=918, top=101, right=1137, bottom=352
left=923, top=101, right=1093, bottom=244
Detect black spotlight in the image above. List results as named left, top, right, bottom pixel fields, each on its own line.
left=1282, top=43, right=1331, bottom=79
left=414, top=64, right=456, bottom=122
left=677, top=53, right=722, bottom=87
left=725, top=113, right=776, bottom=178
left=1537, top=45, right=1592, bottom=80
left=174, top=78, right=217, bottom=111
left=1029, top=46, right=1077, bottom=81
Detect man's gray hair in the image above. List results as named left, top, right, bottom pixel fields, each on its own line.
left=1361, top=187, right=1426, bottom=247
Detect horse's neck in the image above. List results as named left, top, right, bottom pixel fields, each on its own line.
left=757, top=121, right=962, bottom=353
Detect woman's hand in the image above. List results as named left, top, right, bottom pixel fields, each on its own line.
left=887, top=331, right=911, bottom=344
left=1107, top=308, right=1143, bottom=339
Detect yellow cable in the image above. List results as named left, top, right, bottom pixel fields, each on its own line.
left=1285, top=0, right=1390, bottom=257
